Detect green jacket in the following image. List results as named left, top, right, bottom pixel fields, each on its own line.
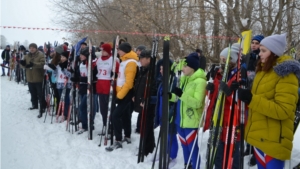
left=23, top=51, right=45, bottom=83
left=171, top=68, right=207, bottom=128
left=246, top=55, right=300, bottom=160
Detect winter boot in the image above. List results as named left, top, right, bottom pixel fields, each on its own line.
left=105, top=141, right=122, bottom=152
left=122, top=137, right=131, bottom=144
left=1, top=73, right=5, bottom=76
left=77, top=129, right=87, bottom=135
left=29, top=105, right=38, bottom=110
left=248, top=154, right=257, bottom=166
left=293, top=162, right=300, bottom=169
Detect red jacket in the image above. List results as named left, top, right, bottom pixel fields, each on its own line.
left=96, top=56, right=119, bottom=95
left=204, top=69, right=241, bottom=142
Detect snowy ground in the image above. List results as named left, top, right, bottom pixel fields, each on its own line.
left=1, top=68, right=300, bottom=169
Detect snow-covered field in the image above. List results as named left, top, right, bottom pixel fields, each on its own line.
left=1, top=68, right=299, bottom=169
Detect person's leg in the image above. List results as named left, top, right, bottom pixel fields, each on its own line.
left=122, top=101, right=132, bottom=138
left=2, top=61, right=6, bottom=75
left=168, top=132, right=179, bottom=159
left=136, top=113, right=141, bottom=133
left=176, top=125, right=190, bottom=165
left=185, top=129, right=200, bottom=169
left=214, top=141, right=225, bottom=169
left=232, top=141, right=241, bottom=169
left=79, top=95, right=88, bottom=130
left=253, top=147, right=267, bottom=169
left=28, top=82, right=38, bottom=108
left=99, top=94, right=109, bottom=126
left=112, top=100, right=129, bottom=141
left=63, top=88, right=70, bottom=118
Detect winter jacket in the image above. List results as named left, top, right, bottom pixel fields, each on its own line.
left=154, top=76, right=177, bottom=127
left=245, top=55, right=300, bottom=160
left=133, top=65, right=157, bottom=113
left=23, top=51, right=45, bottom=83
left=95, top=55, right=119, bottom=95
left=1, top=49, right=11, bottom=62
left=55, top=62, right=72, bottom=90
left=74, top=60, right=97, bottom=95
left=116, top=51, right=139, bottom=99
left=171, top=68, right=207, bottom=128
left=203, top=68, right=241, bottom=142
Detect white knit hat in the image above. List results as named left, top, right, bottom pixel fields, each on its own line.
left=260, top=33, right=287, bottom=57
left=219, top=43, right=240, bottom=63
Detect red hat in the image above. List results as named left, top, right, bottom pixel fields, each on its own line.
left=101, top=43, right=112, bottom=56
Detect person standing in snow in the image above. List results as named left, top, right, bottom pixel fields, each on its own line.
left=95, top=43, right=119, bottom=134
left=71, top=47, right=98, bottom=134
left=169, top=52, right=207, bottom=169
left=105, top=42, right=138, bottom=151
left=241, top=34, right=265, bottom=166
left=133, top=50, right=156, bottom=155
left=1, top=45, right=11, bottom=76
left=20, top=43, right=46, bottom=118
left=204, top=43, right=242, bottom=169
left=237, top=33, right=300, bottom=169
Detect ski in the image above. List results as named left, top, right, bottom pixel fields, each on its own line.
left=158, top=35, right=169, bottom=169
left=87, top=40, right=93, bottom=140
left=137, top=34, right=158, bottom=163
left=206, top=43, right=232, bottom=169
left=103, top=36, right=119, bottom=146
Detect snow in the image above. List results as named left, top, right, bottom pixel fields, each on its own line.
left=1, top=70, right=300, bottom=169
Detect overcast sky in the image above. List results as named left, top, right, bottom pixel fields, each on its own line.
left=0, top=0, right=68, bottom=48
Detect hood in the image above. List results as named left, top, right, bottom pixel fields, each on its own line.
left=120, top=51, right=139, bottom=62
left=273, top=55, right=300, bottom=82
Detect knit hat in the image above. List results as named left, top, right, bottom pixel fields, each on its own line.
left=6, top=45, right=10, bottom=48
left=139, top=50, right=152, bottom=58
left=220, top=43, right=240, bottom=63
left=19, top=45, right=26, bottom=51
left=38, top=46, right=44, bottom=52
left=101, top=43, right=112, bottom=55
left=55, top=45, right=64, bottom=54
left=118, top=42, right=132, bottom=53
left=185, top=52, right=200, bottom=71
left=252, top=35, right=264, bottom=43
left=80, top=47, right=90, bottom=57
left=81, top=42, right=87, bottom=46
left=61, top=51, right=70, bottom=59
left=29, top=43, right=38, bottom=49
left=136, top=45, right=146, bottom=52
left=63, top=42, right=69, bottom=46
left=260, top=33, right=287, bottom=57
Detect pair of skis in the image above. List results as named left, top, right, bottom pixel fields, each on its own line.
left=137, top=34, right=159, bottom=163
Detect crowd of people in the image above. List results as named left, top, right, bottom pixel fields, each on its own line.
left=1, top=33, right=300, bottom=169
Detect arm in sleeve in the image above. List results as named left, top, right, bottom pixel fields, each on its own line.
left=249, top=74, right=298, bottom=120
left=180, top=79, right=207, bottom=109
left=32, top=53, right=45, bottom=68
left=117, top=61, right=137, bottom=99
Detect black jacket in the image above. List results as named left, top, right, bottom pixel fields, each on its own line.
left=133, top=66, right=157, bottom=112
left=1, top=49, right=11, bottom=62
left=73, top=61, right=97, bottom=95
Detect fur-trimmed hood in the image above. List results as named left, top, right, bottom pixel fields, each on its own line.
left=273, top=55, right=300, bottom=82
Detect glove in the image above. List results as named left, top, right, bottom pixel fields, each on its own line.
left=230, top=81, right=239, bottom=91
left=206, top=82, right=214, bottom=92
left=20, top=60, right=26, bottom=66
left=115, top=98, right=120, bottom=104
left=238, top=88, right=252, bottom=104
left=168, top=92, right=172, bottom=99
left=219, top=81, right=232, bottom=96
left=48, top=64, right=56, bottom=70
left=25, top=62, right=34, bottom=68
left=173, top=87, right=183, bottom=97
left=43, top=65, right=51, bottom=71
left=111, top=71, right=118, bottom=79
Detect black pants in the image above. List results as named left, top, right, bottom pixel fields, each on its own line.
left=112, top=94, right=132, bottom=141
left=99, top=94, right=109, bottom=126
left=28, top=82, right=45, bottom=110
